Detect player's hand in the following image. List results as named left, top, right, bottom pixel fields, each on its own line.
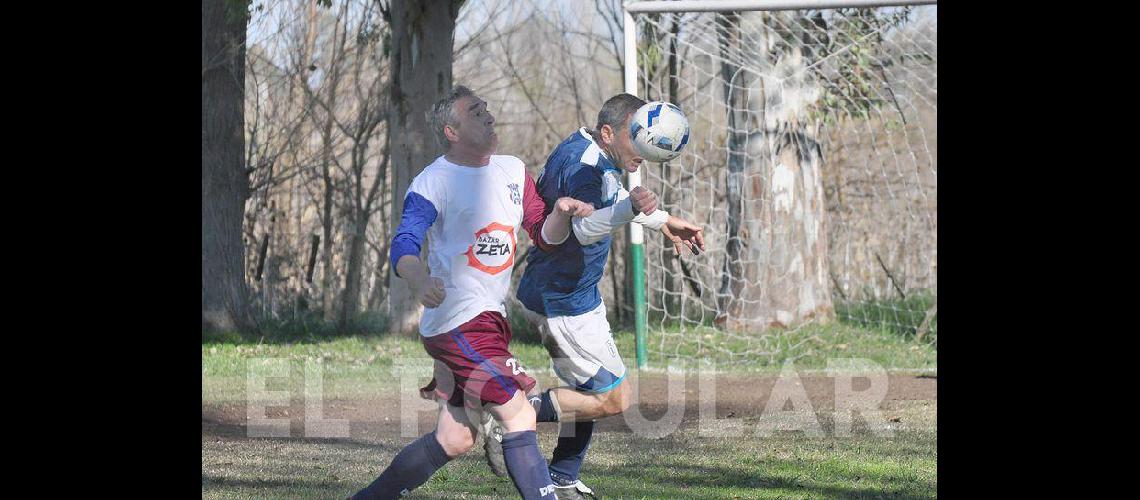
left=629, top=186, right=658, bottom=215
left=554, top=197, right=595, bottom=218
left=412, top=276, right=446, bottom=308
left=661, top=217, right=706, bottom=256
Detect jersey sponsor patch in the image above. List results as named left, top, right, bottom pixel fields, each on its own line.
left=508, top=182, right=521, bottom=205
left=465, top=222, right=516, bottom=275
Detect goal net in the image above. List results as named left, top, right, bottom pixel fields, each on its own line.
left=628, top=1, right=937, bottom=365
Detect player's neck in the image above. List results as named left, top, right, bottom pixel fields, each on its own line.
left=587, top=130, right=615, bottom=162
left=444, top=145, right=492, bottom=167
left=598, top=142, right=617, bottom=164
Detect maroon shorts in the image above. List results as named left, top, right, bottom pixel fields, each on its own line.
left=419, top=311, right=536, bottom=408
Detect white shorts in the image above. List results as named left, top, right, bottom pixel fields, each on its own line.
left=521, top=302, right=627, bottom=394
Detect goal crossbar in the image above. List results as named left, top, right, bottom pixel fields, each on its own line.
left=625, top=0, right=936, bottom=14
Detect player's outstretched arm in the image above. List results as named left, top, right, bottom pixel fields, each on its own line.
left=522, top=172, right=591, bottom=250
left=542, top=197, right=594, bottom=245
left=571, top=186, right=668, bottom=245
left=660, top=216, right=706, bottom=256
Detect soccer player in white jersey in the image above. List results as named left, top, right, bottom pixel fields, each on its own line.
left=349, top=86, right=595, bottom=500
left=484, top=94, right=706, bottom=499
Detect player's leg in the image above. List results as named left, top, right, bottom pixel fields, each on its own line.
left=535, top=303, right=630, bottom=422
left=485, top=389, right=556, bottom=499
left=479, top=403, right=509, bottom=477
left=444, top=311, right=556, bottom=500
left=535, top=303, right=628, bottom=498
left=545, top=378, right=630, bottom=421
left=479, top=304, right=625, bottom=497
left=510, top=307, right=627, bottom=423
left=419, top=343, right=511, bottom=478
left=541, top=389, right=619, bottom=499
left=350, top=401, right=476, bottom=499
left=475, top=309, right=548, bottom=478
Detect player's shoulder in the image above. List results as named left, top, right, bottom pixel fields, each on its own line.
left=490, top=154, right=526, bottom=172
left=549, top=129, right=601, bottom=175
left=489, top=155, right=530, bottom=186
left=416, top=156, right=451, bottom=177
left=567, top=128, right=605, bottom=172
left=408, top=156, right=452, bottom=192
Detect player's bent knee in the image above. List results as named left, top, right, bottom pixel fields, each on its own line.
left=491, top=391, right=537, bottom=433
left=616, top=380, right=632, bottom=412
left=598, top=379, right=631, bottom=417
left=436, top=427, right=476, bottom=457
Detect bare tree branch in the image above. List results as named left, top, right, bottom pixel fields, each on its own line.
left=492, top=15, right=561, bottom=142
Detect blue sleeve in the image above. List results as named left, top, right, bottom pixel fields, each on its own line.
left=389, top=191, right=438, bottom=277
left=565, top=164, right=603, bottom=209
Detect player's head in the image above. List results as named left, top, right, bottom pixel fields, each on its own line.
left=429, top=84, right=498, bottom=154
left=594, top=93, right=647, bottom=173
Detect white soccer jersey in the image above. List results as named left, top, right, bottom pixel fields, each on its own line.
left=390, top=154, right=554, bottom=337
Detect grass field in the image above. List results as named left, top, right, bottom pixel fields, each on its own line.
left=203, top=322, right=936, bottom=499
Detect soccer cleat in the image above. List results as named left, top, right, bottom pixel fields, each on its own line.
left=552, top=479, right=597, bottom=500
left=479, top=410, right=508, bottom=477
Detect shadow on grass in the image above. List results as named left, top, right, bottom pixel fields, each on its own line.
left=202, top=415, right=407, bottom=452
left=590, top=460, right=935, bottom=499
left=202, top=474, right=340, bottom=491
left=203, top=415, right=935, bottom=499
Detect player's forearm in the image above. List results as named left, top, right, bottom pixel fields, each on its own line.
left=633, top=208, right=671, bottom=231
left=541, top=210, right=574, bottom=246
left=395, top=255, right=430, bottom=285
left=389, top=190, right=437, bottom=278
left=571, top=197, right=638, bottom=245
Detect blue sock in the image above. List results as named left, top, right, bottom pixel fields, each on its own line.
left=500, top=430, right=557, bottom=500
left=351, top=431, right=451, bottom=499
left=548, top=420, right=594, bottom=483
left=531, top=390, right=559, bottom=423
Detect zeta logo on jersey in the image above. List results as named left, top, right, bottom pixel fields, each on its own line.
left=465, top=222, right=516, bottom=275
left=508, top=183, right=521, bottom=205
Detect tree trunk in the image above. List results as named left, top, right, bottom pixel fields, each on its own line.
left=366, top=156, right=392, bottom=312
left=718, top=12, right=833, bottom=331
left=339, top=219, right=368, bottom=330
left=386, top=0, right=462, bottom=336
left=660, top=17, right=682, bottom=319
left=734, top=124, right=832, bottom=330
left=320, top=134, right=336, bottom=321
left=310, top=7, right=353, bottom=324
left=715, top=13, right=746, bottom=325
left=367, top=239, right=390, bottom=310
left=202, top=0, right=253, bottom=334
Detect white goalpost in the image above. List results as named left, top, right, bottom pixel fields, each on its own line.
left=622, top=0, right=937, bottom=368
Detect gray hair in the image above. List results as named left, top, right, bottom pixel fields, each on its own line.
left=428, top=85, right=476, bottom=150
left=595, top=93, right=646, bottom=132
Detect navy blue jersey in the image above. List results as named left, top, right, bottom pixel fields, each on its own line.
left=516, top=128, right=630, bottom=317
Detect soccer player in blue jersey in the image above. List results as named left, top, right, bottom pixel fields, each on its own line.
left=484, top=94, right=706, bottom=499
left=349, top=86, right=596, bottom=500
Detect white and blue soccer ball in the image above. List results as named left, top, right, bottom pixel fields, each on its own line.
left=630, top=101, right=690, bottom=163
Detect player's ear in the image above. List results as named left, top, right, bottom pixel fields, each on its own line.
left=443, top=123, right=460, bottom=143
left=599, top=124, right=614, bottom=144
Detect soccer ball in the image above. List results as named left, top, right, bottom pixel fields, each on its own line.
left=630, top=101, right=690, bottom=162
